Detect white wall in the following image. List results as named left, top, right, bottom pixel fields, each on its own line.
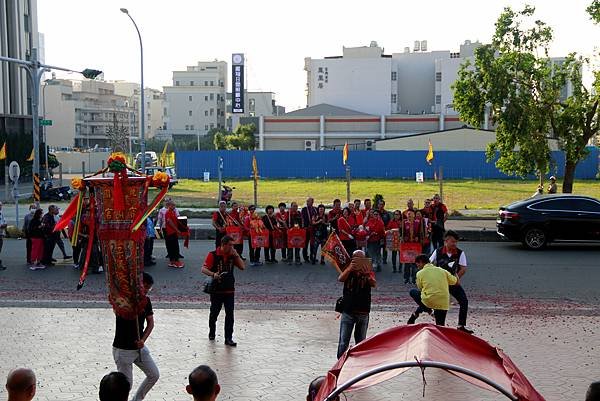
left=54, top=151, right=111, bottom=173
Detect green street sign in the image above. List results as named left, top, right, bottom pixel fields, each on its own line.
left=39, top=119, right=53, bottom=126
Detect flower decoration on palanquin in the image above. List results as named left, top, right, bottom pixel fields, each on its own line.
left=71, top=177, right=86, bottom=191
left=151, top=171, right=170, bottom=188
left=107, top=152, right=127, bottom=172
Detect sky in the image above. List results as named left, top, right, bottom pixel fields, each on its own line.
left=37, top=0, right=599, bottom=112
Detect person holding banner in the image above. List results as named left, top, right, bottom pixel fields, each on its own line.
left=275, top=202, right=288, bottom=261
left=365, top=210, right=385, bottom=272
left=301, top=197, right=317, bottom=263
left=212, top=201, right=229, bottom=249
left=328, top=199, right=342, bottom=233
left=227, top=202, right=244, bottom=259
left=286, top=202, right=304, bottom=266
left=310, top=204, right=329, bottom=265
left=337, top=250, right=376, bottom=358
left=245, top=206, right=266, bottom=267
left=262, top=205, right=279, bottom=264
left=165, top=200, right=185, bottom=268
left=402, top=210, right=422, bottom=284
left=386, top=210, right=402, bottom=273
left=337, top=207, right=356, bottom=256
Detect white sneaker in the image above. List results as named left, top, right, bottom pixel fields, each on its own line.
left=98, top=266, right=104, bottom=272
left=29, top=265, right=37, bottom=271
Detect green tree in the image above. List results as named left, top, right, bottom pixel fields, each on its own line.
left=453, top=5, right=560, bottom=186
left=213, top=124, right=256, bottom=150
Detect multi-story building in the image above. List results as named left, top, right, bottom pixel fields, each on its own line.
left=304, top=40, right=482, bottom=117
left=1, top=0, right=39, bottom=140
left=225, top=91, right=285, bottom=131
left=112, top=81, right=165, bottom=139
left=161, top=61, right=227, bottom=140
left=43, top=79, right=137, bottom=149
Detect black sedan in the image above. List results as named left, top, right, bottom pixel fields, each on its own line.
left=497, top=195, right=600, bottom=249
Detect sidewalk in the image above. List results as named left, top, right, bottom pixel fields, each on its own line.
left=0, top=308, right=596, bottom=401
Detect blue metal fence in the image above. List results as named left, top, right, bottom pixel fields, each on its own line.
left=176, top=149, right=599, bottom=180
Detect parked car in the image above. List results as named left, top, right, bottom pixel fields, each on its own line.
left=497, top=195, right=600, bottom=249
left=144, top=166, right=178, bottom=188
left=135, top=151, right=158, bottom=168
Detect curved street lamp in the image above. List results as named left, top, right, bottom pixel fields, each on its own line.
left=120, top=8, right=146, bottom=171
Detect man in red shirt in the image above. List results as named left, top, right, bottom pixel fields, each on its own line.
left=362, top=198, right=372, bottom=224
left=227, top=202, right=244, bottom=259
left=365, top=209, right=385, bottom=272
left=328, top=199, right=342, bottom=232
left=402, top=199, right=416, bottom=219
left=165, top=200, right=184, bottom=268
left=201, top=236, right=245, bottom=346
left=275, top=202, right=288, bottom=261
left=212, top=201, right=229, bottom=249
left=430, top=194, right=448, bottom=249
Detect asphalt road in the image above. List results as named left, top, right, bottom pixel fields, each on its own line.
left=0, top=239, right=598, bottom=311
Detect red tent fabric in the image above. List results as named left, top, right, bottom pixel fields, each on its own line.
left=315, top=323, right=545, bottom=401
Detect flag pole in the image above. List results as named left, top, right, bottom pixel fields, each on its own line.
left=345, top=164, right=351, bottom=204
left=439, top=165, right=444, bottom=203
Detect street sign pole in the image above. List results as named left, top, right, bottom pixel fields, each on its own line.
left=9, top=161, right=21, bottom=226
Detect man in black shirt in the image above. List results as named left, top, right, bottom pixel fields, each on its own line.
left=202, top=236, right=245, bottom=346
left=336, top=250, right=376, bottom=358
left=112, top=272, right=160, bottom=401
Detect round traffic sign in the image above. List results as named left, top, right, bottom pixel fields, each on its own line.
left=8, top=161, right=20, bottom=182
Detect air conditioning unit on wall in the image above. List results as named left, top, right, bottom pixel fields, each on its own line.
left=304, top=139, right=316, bottom=151
left=365, top=140, right=374, bottom=151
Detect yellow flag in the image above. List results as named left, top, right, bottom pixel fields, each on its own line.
left=0, top=143, right=6, bottom=160
left=26, top=148, right=34, bottom=162
left=426, top=140, right=434, bottom=165
left=342, top=142, right=349, bottom=165
left=252, top=155, right=258, bottom=181
left=160, top=142, right=168, bottom=167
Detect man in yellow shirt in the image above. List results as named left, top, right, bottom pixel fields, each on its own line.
left=407, top=254, right=458, bottom=326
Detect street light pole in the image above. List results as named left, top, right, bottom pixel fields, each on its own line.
left=121, top=8, right=146, bottom=171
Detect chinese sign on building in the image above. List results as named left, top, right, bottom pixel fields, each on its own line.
left=232, top=53, right=245, bottom=114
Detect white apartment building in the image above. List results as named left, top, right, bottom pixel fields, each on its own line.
left=112, top=81, right=165, bottom=138
left=305, top=40, right=482, bottom=117
left=1, top=0, right=39, bottom=116
left=161, top=61, right=227, bottom=140
left=43, top=79, right=137, bottom=149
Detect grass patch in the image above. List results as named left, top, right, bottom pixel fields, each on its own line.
left=158, top=178, right=600, bottom=211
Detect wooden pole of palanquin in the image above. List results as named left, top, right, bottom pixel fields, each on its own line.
left=345, top=165, right=351, bottom=203
left=253, top=176, right=258, bottom=206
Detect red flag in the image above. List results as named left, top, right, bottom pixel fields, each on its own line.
left=322, top=232, right=351, bottom=273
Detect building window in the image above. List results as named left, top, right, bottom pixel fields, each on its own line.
left=163, top=107, right=167, bottom=116
left=210, top=81, right=214, bottom=86
left=391, top=94, right=397, bottom=103
left=175, top=80, right=180, bottom=86
left=190, top=124, right=194, bottom=130
left=210, top=123, right=214, bottom=129
left=185, top=125, right=189, bottom=130
left=205, top=124, right=209, bottom=130
left=318, top=75, right=323, bottom=81
left=249, top=99, right=256, bottom=112
left=210, top=108, right=214, bottom=116
left=205, top=95, right=208, bottom=101
left=210, top=93, right=214, bottom=101
left=391, top=71, right=397, bottom=81
left=204, top=81, right=208, bottom=86
left=318, top=83, right=323, bottom=89
left=435, top=95, right=442, bottom=104
left=189, top=110, right=193, bottom=116
left=189, top=95, right=193, bottom=101
left=435, top=72, right=442, bottom=81
left=205, top=110, right=208, bottom=116
left=190, top=80, right=194, bottom=86
left=318, top=67, right=323, bottom=73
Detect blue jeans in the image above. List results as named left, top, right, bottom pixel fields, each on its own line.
left=366, top=242, right=381, bottom=267
left=337, top=312, right=369, bottom=358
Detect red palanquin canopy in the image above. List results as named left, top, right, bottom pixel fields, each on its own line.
left=315, top=323, right=545, bottom=401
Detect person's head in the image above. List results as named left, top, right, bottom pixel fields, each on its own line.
left=266, top=205, right=274, bottom=216
left=407, top=199, right=414, bottom=209
left=549, top=176, right=556, bottom=183
left=220, top=235, right=234, bottom=254
left=444, top=230, right=460, bottom=249
left=364, top=198, right=372, bottom=209
left=218, top=201, right=226, bottom=212
left=290, top=202, right=298, bottom=212
left=33, top=209, right=43, bottom=220
left=99, top=371, right=130, bottom=401
left=5, top=368, right=36, bottom=401
left=186, top=365, right=220, bottom=401
left=406, top=210, right=415, bottom=221
left=586, top=382, right=600, bottom=401
left=29, top=203, right=37, bottom=212
left=167, top=199, right=176, bottom=210
left=415, top=211, right=423, bottom=219
left=142, top=272, right=154, bottom=293
left=354, top=199, right=361, bottom=209
left=307, top=376, right=325, bottom=401
left=393, top=209, right=401, bottom=221
left=415, top=254, right=429, bottom=269
left=248, top=205, right=256, bottom=214
left=48, top=205, right=57, bottom=214
left=347, top=203, right=354, bottom=211
left=432, top=194, right=441, bottom=204
left=424, top=199, right=432, bottom=208
left=342, top=207, right=350, bottom=218
left=306, top=197, right=314, bottom=207
left=230, top=201, right=238, bottom=211
left=377, top=199, right=385, bottom=210
left=278, top=202, right=286, bottom=212
left=352, top=249, right=365, bottom=259
left=371, top=209, right=380, bottom=219
left=333, top=199, right=341, bottom=209
left=317, top=204, right=325, bottom=215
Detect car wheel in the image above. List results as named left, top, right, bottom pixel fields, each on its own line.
left=522, top=227, right=547, bottom=250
